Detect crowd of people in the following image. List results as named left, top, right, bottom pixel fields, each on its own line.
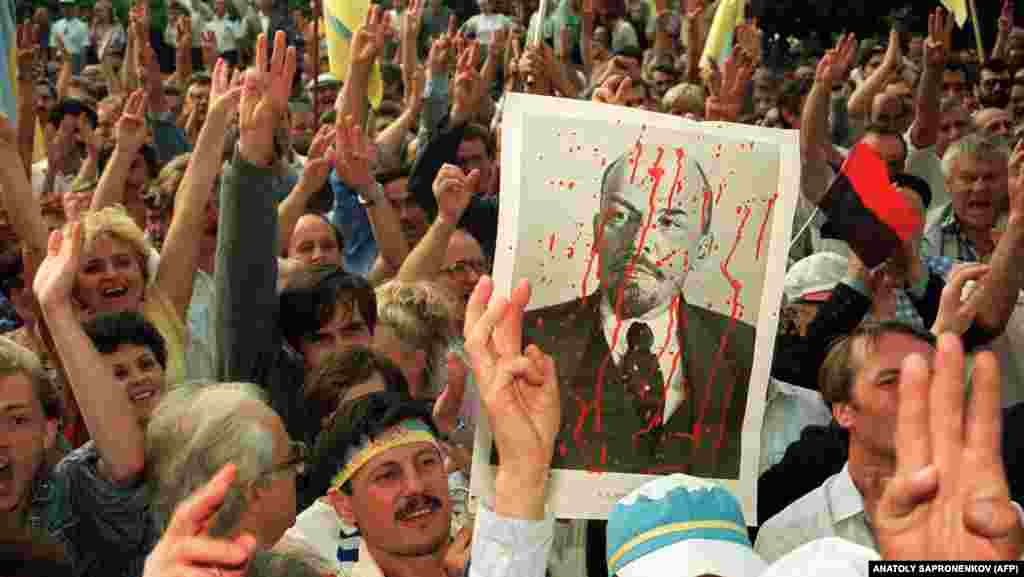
left=3, top=0, right=1024, bottom=575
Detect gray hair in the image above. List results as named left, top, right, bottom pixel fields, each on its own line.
left=942, top=132, right=1011, bottom=177
left=145, top=381, right=275, bottom=537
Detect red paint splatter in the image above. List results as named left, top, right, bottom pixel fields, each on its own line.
left=667, top=148, right=686, bottom=211
left=629, top=140, right=643, bottom=184
left=566, top=246, right=576, bottom=259
left=755, top=193, right=778, bottom=260
left=716, top=181, right=726, bottom=204
left=700, top=185, right=712, bottom=233
left=567, top=181, right=576, bottom=190
left=692, top=205, right=751, bottom=453
left=575, top=144, right=668, bottom=471
left=548, top=233, right=557, bottom=252
left=654, top=247, right=684, bottom=268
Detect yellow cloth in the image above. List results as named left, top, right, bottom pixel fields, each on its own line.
left=34, top=120, right=47, bottom=163
left=142, top=286, right=188, bottom=386
left=941, top=0, right=969, bottom=28
left=323, top=0, right=383, bottom=107
left=700, top=0, right=744, bottom=68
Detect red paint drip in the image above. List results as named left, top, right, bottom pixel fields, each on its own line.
left=548, top=233, right=557, bottom=252
left=654, top=247, right=684, bottom=268
left=755, top=193, right=778, bottom=260
left=629, top=141, right=643, bottom=184
left=716, top=181, right=726, bottom=204
left=577, top=145, right=666, bottom=470
left=700, top=186, right=712, bottom=233
left=693, top=205, right=751, bottom=454
left=667, top=148, right=686, bottom=209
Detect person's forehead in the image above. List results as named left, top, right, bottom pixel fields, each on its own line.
left=293, top=215, right=333, bottom=241
left=0, top=373, right=40, bottom=413
left=604, top=154, right=696, bottom=211
left=357, top=439, right=440, bottom=478
left=954, top=153, right=1007, bottom=174
left=855, top=332, right=933, bottom=380
left=109, top=343, right=157, bottom=361
left=983, top=69, right=1011, bottom=79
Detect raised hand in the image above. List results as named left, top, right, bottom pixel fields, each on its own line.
left=433, top=163, right=478, bottom=225
left=297, top=123, right=337, bottom=193
left=874, top=334, right=1022, bottom=561
left=428, top=33, right=453, bottom=75
left=142, top=464, right=257, bottom=577
left=931, top=264, right=990, bottom=336
left=685, top=0, right=705, bottom=21
left=405, top=65, right=426, bottom=113
left=593, top=74, right=633, bottom=106
left=925, top=8, right=954, bottom=70
left=735, top=19, right=763, bottom=66
left=403, top=0, right=423, bottom=40
left=464, top=277, right=560, bottom=494
left=334, top=114, right=374, bottom=191
left=1000, top=0, right=1014, bottom=34
left=433, top=352, right=468, bottom=436
left=815, top=34, right=857, bottom=86
left=882, top=28, right=903, bottom=72
left=34, top=223, right=82, bottom=311
left=450, top=41, right=483, bottom=126
left=16, top=23, right=38, bottom=81
left=176, top=15, right=193, bottom=48
left=238, top=31, right=297, bottom=167
left=207, top=58, right=243, bottom=118
left=116, top=89, right=149, bottom=154
left=201, top=30, right=218, bottom=67
left=353, top=4, right=387, bottom=66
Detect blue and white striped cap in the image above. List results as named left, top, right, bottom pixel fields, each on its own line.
left=606, top=474, right=766, bottom=577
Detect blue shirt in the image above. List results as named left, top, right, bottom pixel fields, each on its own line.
left=328, top=172, right=378, bottom=278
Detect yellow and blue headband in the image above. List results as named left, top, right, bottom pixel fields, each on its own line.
left=330, top=418, right=438, bottom=490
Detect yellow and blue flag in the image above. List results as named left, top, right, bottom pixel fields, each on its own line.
left=323, top=0, right=383, bottom=108
left=700, top=0, right=746, bottom=68
left=1, top=0, right=16, bottom=122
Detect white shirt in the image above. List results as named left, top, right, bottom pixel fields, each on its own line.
left=204, top=17, right=240, bottom=53
left=754, top=463, right=877, bottom=563
left=601, top=297, right=687, bottom=421
left=759, top=379, right=832, bottom=475
left=31, top=158, right=73, bottom=199
left=284, top=499, right=360, bottom=575
left=51, top=17, right=90, bottom=55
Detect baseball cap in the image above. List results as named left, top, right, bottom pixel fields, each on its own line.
left=306, top=73, right=342, bottom=92
left=783, top=252, right=849, bottom=303
left=760, top=537, right=879, bottom=577
left=607, top=474, right=766, bottom=577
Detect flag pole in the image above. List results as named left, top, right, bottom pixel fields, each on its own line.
left=313, top=0, right=321, bottom=123
left=968, top=0, right=985, bottom=63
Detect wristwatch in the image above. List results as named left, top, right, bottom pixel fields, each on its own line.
left=357, top=181, right=383, bottom=207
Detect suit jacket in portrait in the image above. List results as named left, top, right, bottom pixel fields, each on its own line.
left=523, top=291, right=756, bottom=479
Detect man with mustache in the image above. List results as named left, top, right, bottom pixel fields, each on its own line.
left=523, top=150, right=755, bottom=480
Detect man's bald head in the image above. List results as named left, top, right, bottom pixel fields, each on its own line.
left=974, top=107, right=1014, bottom=138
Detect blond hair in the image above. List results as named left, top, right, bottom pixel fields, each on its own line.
left=71, top=205, right=154, bottom=282
left=375, top=280, right=459, bottom=393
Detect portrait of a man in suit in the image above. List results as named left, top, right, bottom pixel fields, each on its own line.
left=524, top=149, right=756, bottom=479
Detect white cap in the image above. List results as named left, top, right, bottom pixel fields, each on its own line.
left=759, top=537, right=880, bottom=577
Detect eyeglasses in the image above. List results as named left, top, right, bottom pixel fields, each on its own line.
left=266, top=440, right=308, bottom=478
left=439, top=259, right=490, bottom=277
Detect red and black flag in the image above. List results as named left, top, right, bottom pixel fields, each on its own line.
left=820, top=143, right=923, bottom=269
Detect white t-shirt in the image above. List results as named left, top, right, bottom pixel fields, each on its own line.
left=205, top=18, right=241, bottom=53
left=51, top=17, right=91, bottom=55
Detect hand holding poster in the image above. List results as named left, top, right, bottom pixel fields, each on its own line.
left=470, top=93, right=800, bottom=523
